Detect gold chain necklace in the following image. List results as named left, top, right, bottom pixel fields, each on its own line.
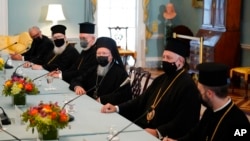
left=147, top=69, right=185, bottom=123
left=47, top=43, right=69, bottom=65
left=77, top=58, right=83, bottom=70
left=47, top=54, right=58, bottom=64
left=206, top=102, right=234, bottom=141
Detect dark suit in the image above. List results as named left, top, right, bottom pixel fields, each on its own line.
left=118, top=69, right=201, bottom=138
left=22, top=35, right=54, bottom=65
left=43, top=44, right=79, bottom=72
left=178, top=101, right=250, bottom=141
left=70, top=61, right=132, bottom=105
left=62, top=45, right=98, bottom=83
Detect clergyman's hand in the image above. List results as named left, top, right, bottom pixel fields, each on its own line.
left=10, top=53, right=22, bottom=60
left=101, top=103, right=117, bottom=113
left=145, top=128, right=158, bottom=137
left=49, top=70, right=61, bottom=78
left=163, top=137, right=177, bottom=141
left=74, top=86, right=86, bottom=95
left=31, top=64, right=43, bottom=70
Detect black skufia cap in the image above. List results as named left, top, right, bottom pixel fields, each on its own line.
left=51, top=24, right=67, bottom=35
left=197, top=62, right=229, bottom=87
left=165, top=38, right=190, bottom=58
left=79, top=22, right=95, bottom=34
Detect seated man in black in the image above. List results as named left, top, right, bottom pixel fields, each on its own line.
left=164, top=62, right=250, bottom=141
left=101, top=38, right=201, bottom=139
left=31, top=25, right=79, bottom=72
left=69, top=37, right=132, bottom=105
left=11, top=26, right=54, bottom=65
left=49, top=22, right=98, bottom=83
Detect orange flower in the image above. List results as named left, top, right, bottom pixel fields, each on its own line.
left=4, top=80, right=12, bottom=87
left=42, top=105, right=52, bottom=113
left=51, top=112, right=57, bottom=120
left=59, top=114, right=68, bottom=122
left=29, top=109, right=38, bottom=116
left=24, top=83, right=33, bottom=92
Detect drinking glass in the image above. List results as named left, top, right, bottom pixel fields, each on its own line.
left=107, top=125, right=120, bottom=141
left=16, top=63, right=23, bottom=76
left=63, top=94, right=76, bottom=114
left=45, top=76, right=54, bottom=91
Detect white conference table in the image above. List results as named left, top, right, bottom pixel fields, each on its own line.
left=0, top=60, right=160, bottom=141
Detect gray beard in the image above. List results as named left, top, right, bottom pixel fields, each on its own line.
left=53, top=44, right=67, bottom=55
left=97, top=63, right=110, bottom=76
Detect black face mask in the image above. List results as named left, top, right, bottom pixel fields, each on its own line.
left=54, top=39, right=65, bottom=47
left=33, top=36, right=42, bottom=43
left=162, top=61, right=177, bottom=75
left=97, top=56, right=109, bottom=67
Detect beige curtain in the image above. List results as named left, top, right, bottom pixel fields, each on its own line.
left=143, top=0, right=152, bottom=39
left=91, top=0, right=97, bottom=15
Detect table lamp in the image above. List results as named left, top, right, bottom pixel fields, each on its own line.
left=46, top=4, right=66, bottom=25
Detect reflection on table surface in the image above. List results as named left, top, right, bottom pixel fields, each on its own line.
left=0, top=60, right=159, bottom=141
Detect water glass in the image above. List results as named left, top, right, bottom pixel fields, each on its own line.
left=45, top=76, right=54, bottom=90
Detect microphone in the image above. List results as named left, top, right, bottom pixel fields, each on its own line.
left=62, top=86, right=96, bottom=109
left=107, top=107, right=152, bottom=141
left=120, top=77, right=131, bottom=87
left=110, top=77, right=131, bottom=95
left=0, top=42, right=17, bottom=52
left=0, top=124, right=21, bottom=141
left=4, top=57, right=13, bottom=69
left=11, top=54, right=38, bottom=77
left=12, top=62, right=26, bottom=78
left=62, top=86, right=96, bottom=122
left=17, top=46, right=31, bottom=54
left=32, top=72, right=50, bottom=82
left=5, top=46, right=31, bottom=69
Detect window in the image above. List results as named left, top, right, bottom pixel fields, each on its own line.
left=96, top=0, right=137, bottom=51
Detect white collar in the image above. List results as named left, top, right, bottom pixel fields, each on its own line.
left=214, top=98, right=232, bottom=112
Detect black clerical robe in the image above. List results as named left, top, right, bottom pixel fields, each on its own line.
left=178, top=100, right=250, bottom=141
left=22, top=35, right=54, bottom=65
left=43, top=44, right=79, bottom=71
left=118, top=69, right=201, bottom=138
left=62, top=45, right=98, bottom=83
left=70, top=62, right=132, bottom=105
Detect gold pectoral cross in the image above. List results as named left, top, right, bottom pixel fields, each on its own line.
left=147, top=106, right=155, bottom=123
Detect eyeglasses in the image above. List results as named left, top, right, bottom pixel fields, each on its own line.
left=30, top=32, right=40, bottom=39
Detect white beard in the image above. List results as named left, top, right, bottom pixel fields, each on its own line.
left=97, top=63, right=110, bottom=76
left=53, top=44, right=67, bottom=55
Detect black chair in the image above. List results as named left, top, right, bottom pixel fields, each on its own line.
left=129, top=67, right=151, bottom=99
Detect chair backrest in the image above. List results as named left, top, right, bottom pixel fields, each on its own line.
left=129, top=67, right=151, bottom=99
left=108, top=26, right=128, bottom=50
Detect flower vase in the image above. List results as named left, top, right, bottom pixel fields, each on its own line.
left=38, top=127, right=58, bottom=140
left=12, top=94, right=26, bottom=106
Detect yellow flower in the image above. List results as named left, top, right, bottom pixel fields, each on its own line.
left=0, top=58, right=4, bottom=63
left=17, top=83, right=24, bottom=89
left=0, top=57, right=4, bottom=70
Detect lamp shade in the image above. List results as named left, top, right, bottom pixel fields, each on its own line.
left=46, top=4, right=66, bottom=25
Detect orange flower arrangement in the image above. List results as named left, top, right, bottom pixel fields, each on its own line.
left=21, top=101, right=69, bottom=135
left=2, top=76, right=39, bottom=96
